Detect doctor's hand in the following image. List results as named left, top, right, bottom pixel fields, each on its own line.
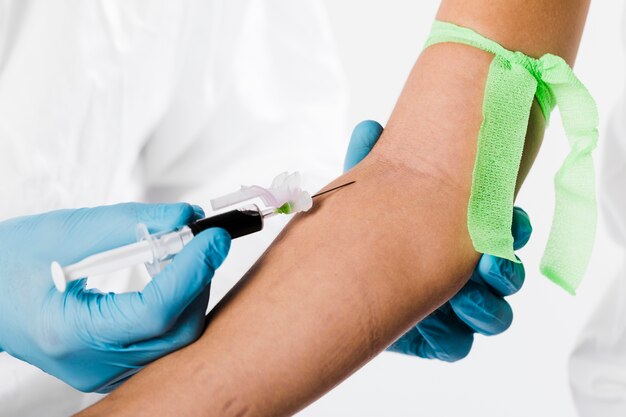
left=0, top=203, right=230, bottom=392
left=344, top=120, right=532, bottom=362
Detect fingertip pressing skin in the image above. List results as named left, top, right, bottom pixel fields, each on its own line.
left=344, top=120, right=384, bottom=171
left=354, top=120, right=384, bottom=141
left=472, top=206, right=529, bottom=296
left=512, top=207, right=532, bottom=250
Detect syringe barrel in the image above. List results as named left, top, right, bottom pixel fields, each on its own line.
left=51, top=205, right=266, bottom=292
left=138, top=225, right=193, bottom=278
left=190, top=205, right=264, bottom=239
left=149, top=227, right=193, bottom=263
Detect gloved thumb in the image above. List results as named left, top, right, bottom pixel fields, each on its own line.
left=512, top=206, right=532, bottom=250
left=344, top=120, right=384, bottom=172
left=120, top=228, right=231, bottom=342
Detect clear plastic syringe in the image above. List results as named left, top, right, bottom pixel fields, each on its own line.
left=51, top=204, right=274, bottom=292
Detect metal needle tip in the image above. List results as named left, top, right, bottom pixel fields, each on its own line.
left=311, top=181, right=356, bottom=199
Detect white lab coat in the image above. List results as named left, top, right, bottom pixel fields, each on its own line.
left=568, top=12, right=626, bottom=416
left=0, top=1, right=346, bottom=415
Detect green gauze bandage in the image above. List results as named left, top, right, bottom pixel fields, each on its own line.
left=425, top=21, right=599, bottom=294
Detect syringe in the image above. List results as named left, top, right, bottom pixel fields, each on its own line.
left=51, top=204, right=273, bottom=292
left=51, top=175, right=355, bottom=292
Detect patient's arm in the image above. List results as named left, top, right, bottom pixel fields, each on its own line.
left=80, top=1, right=590, bottom=416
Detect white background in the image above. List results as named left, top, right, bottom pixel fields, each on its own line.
left=298, top=1, right=626, bottom=416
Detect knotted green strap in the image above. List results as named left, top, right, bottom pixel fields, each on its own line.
left=425, top=21, right=599, bottom=294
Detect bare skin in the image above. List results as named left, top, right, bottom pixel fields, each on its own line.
left=79, top=1, right=591, bottom=416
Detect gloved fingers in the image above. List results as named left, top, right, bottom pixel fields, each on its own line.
left=343, top=120, right=384, bottom=172
left=475, top=254, right=525, bottom=297
left=387, top=327, right=429, bottom=356
left=473, top=206, right=531, bottom=296
left=449, top=280, right=514, bottom=336
left=54, top=203, right=196, bottom=264
left=109, top=228, right=230, bottom=343
left=414, top=306, right=475, bottom=362
left=125, top=285, right=211, bottom=355
left=388, top=305, right=474, bottom=362
left=94, top=368, right=142, bottom=394
left=78, top=287, right=211, bottom=393
left=512, top=206, right=532, bottom=250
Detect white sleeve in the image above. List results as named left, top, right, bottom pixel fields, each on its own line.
left=598, top=100, right=626, bottom=246
left=568, top=92, right=626, bottom=417
left=141, top=0, right=348, bottom=307
left=569, top=265, right=626, bottom=417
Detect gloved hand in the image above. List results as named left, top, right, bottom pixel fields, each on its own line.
left=344, top=120, right=532, bottom=362
left=0, top=203, right=230, bottom=392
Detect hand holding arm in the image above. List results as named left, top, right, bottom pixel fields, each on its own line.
left=348, top=120, right=532, bottom=361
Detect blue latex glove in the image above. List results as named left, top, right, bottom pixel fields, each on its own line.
left=344, top=120, right=532, bottom=362
left=0, top=203, right=230, bottom=392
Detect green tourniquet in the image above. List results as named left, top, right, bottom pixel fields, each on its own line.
left=425, top=21, right=599, bottom=294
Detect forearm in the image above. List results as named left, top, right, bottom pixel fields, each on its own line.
left=80, top=2, right=589, bottom=416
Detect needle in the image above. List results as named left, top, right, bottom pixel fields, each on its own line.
left=311, top=181, right=356, bottom=199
